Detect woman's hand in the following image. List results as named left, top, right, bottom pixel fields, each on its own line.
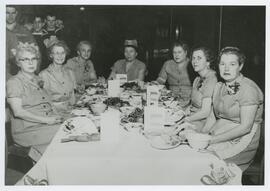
left=150, top=80, right=160, bottom=85
left=45, top=116, right=63, bottom=125
left=184, top=105, right=191, bottom=116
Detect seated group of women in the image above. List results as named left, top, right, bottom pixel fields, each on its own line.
left=6, top=39, right=263, bottom=171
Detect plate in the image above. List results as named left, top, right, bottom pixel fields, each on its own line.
left=150, top=135, right=181, bottom=150
left=71, top=108, right=91, bottom=116
left=63, top=117, right=98, bottom=135
left=165, top=110, right=185, bottom=125
left=121, top=122, right=143, bottom=132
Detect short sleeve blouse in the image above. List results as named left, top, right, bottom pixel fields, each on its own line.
left=65, top=57, right=96, bottom=85
left=213, top=74, right=264, bottom=124
left=190, top=70, right=217, bottom=110
left=39, top=64, right=76, bottom=105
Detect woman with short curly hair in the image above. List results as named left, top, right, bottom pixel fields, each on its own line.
left=39, top=40, right=76, bottom=112
left=6, top=43, right=62, bottom=161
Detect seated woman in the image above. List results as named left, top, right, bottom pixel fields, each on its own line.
left=202, top=47, right=264, bottom=171
left=6, top=43, right=62, bottom=161
left=156, top=41, right=194, bottom=102
left=108, top=39, right=146, bottom=81
left=39, top=41, right=76, bottom=112
left=65, top=40, right=97, bottom=89
left=185, top=47, right=217, bottom=131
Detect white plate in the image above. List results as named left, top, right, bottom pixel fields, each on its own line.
left=165, top=110, right=185, bottom=125
left=150, top=135, right=181, bottom=150
left=63, top=117, right=98, bottom=135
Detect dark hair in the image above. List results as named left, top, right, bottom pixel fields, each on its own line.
left=124, top=45, right=138, bottom=52
left=6, top=5, right=18, bottom=11
left=218, top=46, right=246, bottom=66
left=191, top=46, right=215, bottom=69
left=76, top=40, right=92, bottom=52
left=171, top=41, right=189, bottom=54
left=48, top=40, right=70, bottom=61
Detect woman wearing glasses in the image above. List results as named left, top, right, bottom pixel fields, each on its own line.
left=39, top=41, right=76, bottom=112
left=6, top=43, right=62, bottom=161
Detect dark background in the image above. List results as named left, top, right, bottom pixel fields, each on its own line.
left=15, top=5, right=265, bottom=91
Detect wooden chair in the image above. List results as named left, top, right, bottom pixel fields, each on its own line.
left=242, top=123, right=265, bottom=185
left=5, top=108, right=33, bottom=173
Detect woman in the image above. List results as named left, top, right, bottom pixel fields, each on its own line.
left=157, top=41, right=194, bottom=101
left=65, top=40, right=97, bottom=87
left=39, top=41, right=76, bottom=112
left=185, top=47, right=217, bottom=131
left=202, top=47, right=264, bottom=171
left=6, top=43, right=62, bottom=161
left=108, top=39, right=146, bottom=81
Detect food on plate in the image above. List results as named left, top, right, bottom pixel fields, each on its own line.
left=149, top=134, right=182, bottom=150
left=160, top=134, right=180, bottom=146
left=121, top=107, right=144, bottom=123
left=103, top=97, right=130, bottom=107
left=85, top=83, right=106, bottom=89
left=120, top=81, right=140, bottom=91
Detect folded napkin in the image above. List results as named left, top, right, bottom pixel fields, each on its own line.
left=200, top=160, right=241, bottom=185
left=24, top=175, right=48, bottom=185
left=61, top=133, right=100, bottom=143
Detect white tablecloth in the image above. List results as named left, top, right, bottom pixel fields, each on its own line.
left=17, top=118, right=242, bottom=185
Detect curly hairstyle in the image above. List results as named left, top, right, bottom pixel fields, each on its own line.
left=15, top=42, right=40, bottom=63
left=191, top=46, right=216, bottom=69
left=76, top=40, right=92, bottom=52
left=218, top=46, right=246, bottom=66
left=47, top=40, right=70, bottom=61
left=171, top=41, right=189, bottom=55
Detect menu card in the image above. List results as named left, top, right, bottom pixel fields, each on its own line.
left=116, top=74, right=128, bottom=85
left=147, top=86, right=160, bottom=106
left=144, top=106, right=165, bottom=132
left=100, top=108, right=120, bottom=143
left=108, top=80, right=120, bottom=97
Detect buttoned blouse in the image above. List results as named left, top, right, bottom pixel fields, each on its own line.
left=6, top=72, right=56, bottom=134
left=158, top=59, right=192, bottom=88
left=111, top=59, right=146, bottom=81
left=65, top=57, right=96, bottom=85
left=39, top=64, right=76, bottom=107
left=190, top=70, right=217, bottom=113
left=213, top=74, right=263, bottom=124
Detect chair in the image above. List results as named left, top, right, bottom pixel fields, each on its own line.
left=5, top=108, right=33, bottom=174
left=242, top=122, right=265, bottom=185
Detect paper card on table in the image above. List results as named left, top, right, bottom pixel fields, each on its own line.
left=100, top=109, right=120, bottom=143
left=108, top=80, right=120, bottom=97
left=147, top=86, right=160, bottom=106
left=144, top=106, right=165, bottom=132
left=116, top=74, right=128, bottom=85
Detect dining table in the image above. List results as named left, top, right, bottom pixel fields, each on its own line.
left=16, top=82, right=242, bottom=185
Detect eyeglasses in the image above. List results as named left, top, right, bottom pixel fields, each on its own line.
left=19, top=57, right=39, bottom=63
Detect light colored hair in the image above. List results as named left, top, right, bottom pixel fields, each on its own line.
left=15, top=42, right=40, bottom=62
left=76, top=40, right=92, bottom=51
left=48, top=40, right=70, bottom=61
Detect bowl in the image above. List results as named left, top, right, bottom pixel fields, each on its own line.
left=186, top=133, right=211, bottom=150
left=90, top=103, right=107, bottom=115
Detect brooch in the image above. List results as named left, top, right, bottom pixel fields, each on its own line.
left=37, top=79, right=44, bottom=89
left=197, top=78, right=204, bottom=89
left=226, top=82, right=240, bottom=95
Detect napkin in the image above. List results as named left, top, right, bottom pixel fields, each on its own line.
left=24, top=175, right=48, bottom=185
left=61, top=133, right=100, bottom=143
